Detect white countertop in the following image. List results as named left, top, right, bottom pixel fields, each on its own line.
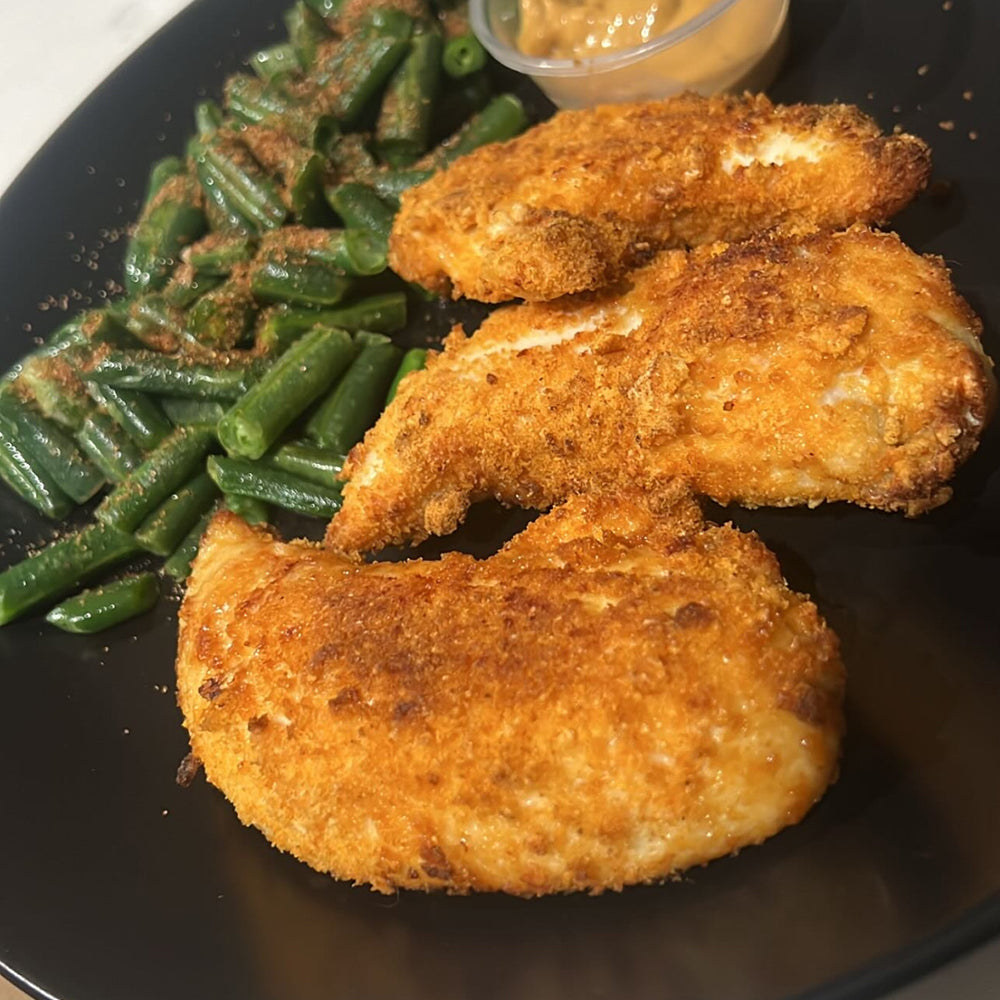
left=0, top=3, right=996, bottom=1000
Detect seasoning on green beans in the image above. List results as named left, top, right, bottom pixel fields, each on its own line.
left=207, top=455, right=344, bottom=518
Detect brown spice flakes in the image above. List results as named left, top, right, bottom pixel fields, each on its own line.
left=198, top=677, right=223, bottom=701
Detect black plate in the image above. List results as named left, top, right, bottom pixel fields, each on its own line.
left=1, top=2, right=999, bottom=999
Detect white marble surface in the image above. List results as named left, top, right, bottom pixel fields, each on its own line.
left=0, top=3, right=997, bottom=1000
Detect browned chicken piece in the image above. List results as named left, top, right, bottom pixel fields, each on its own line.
left=390, top=92, right=931, bottom=302
left=177, top=492, right=845, bottom=896
left=327, top=226, right=995, bottom=554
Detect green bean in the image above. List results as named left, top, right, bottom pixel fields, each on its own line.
left=218, top=325, right=356, bottom=460
left=249, top=253, right=353, bottom=307
left=254, top=291, right=406, bottom=354
left=194, top=99, right=225, bottom=137
left=284, top=1, right=331, bottom=68
left=207, top=455, right=343, bottom=519
left=0, top=392, right=105, bottom=504
left=86, top=383, right=172, bottom=450
left=95, top=426, right=216, bottom=532
left=123, top=173, right=207, bottom=295
left=163, top=503, right=219, bottom=580
left=0, top=521, right=140, bottom=627
left=250, top=43, right=301, bottom=81
left=386, top=347, right=428, bottom=403
left=368, top=168, right=433, bottom=207
left=376, top=28, right=442, bottom=166
left=329, top=133, right=379, bottom=181
left=325, top=183, right=395, bottom=243
left=87, top=350, right=266, bottom=402
left=79, top=309, right=138, bottom=350
left=223, top=492, right=271, bottom=525
left=352, top=330, right=392, bottom=348
left=17, top=356, right=97, bottom=432
left=224, top=73, right=299, bottom=126
left=185, top=281, right=256, bottom=350
left=429, top=93, right=528, bottom=168
left=76, top=412, right=143, bottom=483
left=314, top=8, right=414, bottom=125
left=442, top=32, right=486, bottom=78
left=269, top=440, right=345, bottom=487
left=161, top=267, right=225, bottom=311
left=125, top=293, right=190, bottom=351
left=45, top=573, right=160, bottom=634
left=185, top=233, right=258, bottom=276
left=302, top=0, right=343, bottom=20
left=0, top=426, right=74, bottom=520
left=159, top=397, right=227, bottom=428
left=144, top=155, right=187, bottom=203
left=190, top=135, right=287, bottom=233
left=305, top=340, right=402, bottom=452
left=134, top=471, right=219, bottom=556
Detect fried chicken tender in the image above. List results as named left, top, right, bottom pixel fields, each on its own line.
left=328, top=227, right=995, bottom=554
left=177, top=493, right=844, bottom=896
left=390, top=92, right=931, bottom=302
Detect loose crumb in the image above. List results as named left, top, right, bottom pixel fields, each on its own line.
left=943, top=0, right=953, bottom=8
left=938, top=120, right=956, bottom=131
left=892, top=104, right=902, bottom=114
left=917, top=64, right=930, bottom=76
left=963, top=90, right=974, bottom=101
left=969, top=131, right=979, bottom=141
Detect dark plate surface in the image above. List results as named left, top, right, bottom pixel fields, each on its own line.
left=1, top=1, right=999, bottom=999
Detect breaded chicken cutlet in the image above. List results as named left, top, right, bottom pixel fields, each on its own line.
left=390, top=92, right=931, bottom=302
left=328, top=226, right=995, bottom=554
left=177, top=493, right=844, bottom=896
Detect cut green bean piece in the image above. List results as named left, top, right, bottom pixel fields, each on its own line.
left=223, top=492, right=271, bottom=525
left=430, top=93, right=528, bottom=168
left=45, top=573, right=160, bottom=634
left=194, top=99, right=225, bottom=136
left=163, top=503, right=220, bottom=580
left=386, top=347, right=428, bottom=403
left=87, top=351, right=266, bottom=402
left=303, top=0, right=342, bottom=18
left=0, top=521, right=141, bottom=627
left=76, top=412, right=143, bottom=483
left=159, top=397, right=227, bottom=427
left=95, top=426, right=216, bottom=532
left=326, top=183, right=395, bottom=242
left=369, top=168, right=433, bottom=207
left=442, top=32, right=486, bottom=78
left=144, top=156, right=187, bottom=203
left=86, top=383, right=172, bottom=450
left=353, top=330, right=392, bottom=348
left=208, top=455, right=343, bottom=519
left=123, top=173, right=207, bottom=295
left=250, top=43, right=301, bottom=80
left=0, top=427, right=74, bottom=520
left=329, top=132, right=378, bottom=181
left=161, top=266, right=224, bottom=311
left=190, top=136, right=287, bottom=233
left=269, top=441, right=345, bottom=487
left=376, top=28, right=442, bottom=166
left=224, top=72, right=299, bottom=125
left=285, top=1, right=331, bottom=68
left=249, top=254, right=353, bottom=307
left=255, top=292, right=406, bottom=354
left=186, top=281, right=256, bottom=350
left=218, top=325, right=356, bottom=460
left=17, top=355, right=97, bottom=431
left=135, top=471, right=219, bottom=556
left=0, top=392, right=105, bottom=504
left=315, top=8, right=414, bottom=125
left=186, top=233, right=258, bottom=276
left=305, top=340, right=402, bottom=452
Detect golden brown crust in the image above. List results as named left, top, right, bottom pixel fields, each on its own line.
left=178, top=497, right=844, bottom=896
left=329, top=226, right=995, bottom=554
left=390, top=92, right=931, bottom=302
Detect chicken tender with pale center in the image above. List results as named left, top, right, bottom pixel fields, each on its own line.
left=177, top=493, right=844, bottom=896
left=390, top=92, right=931, bottom=302
left=328, top=226, right=994, bottom=555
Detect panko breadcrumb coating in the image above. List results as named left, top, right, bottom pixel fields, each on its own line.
left=177, top=494, right=844, bottom=896
left=390, top=92, right=931, bottom=302
left=328, top=226, right=995, bottom=554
